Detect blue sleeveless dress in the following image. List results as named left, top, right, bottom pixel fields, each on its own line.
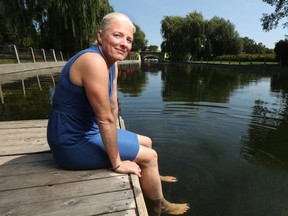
left=47, top=45, right=139, bottom=170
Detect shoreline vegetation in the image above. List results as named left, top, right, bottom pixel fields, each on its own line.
left=163, top=60, right=287, bottom=73
left=0, top=44, right=286, bottom=73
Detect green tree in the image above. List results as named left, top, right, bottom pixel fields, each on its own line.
left=274, top=38, right=288, bottom=65
left=0, top=0, right=148, bottom=57
left=0, top=0, right=112, bottom=54
left=206, top=16, right=242, bottom=56
left=40, top=0, right=112, bottom=56
left=161, top=15, right=186, bottom=60
left=147, top=45, right=159, bottom=52
left=241, top=37, right=272, bottom=54
left=0, top=0, right=7, bottom=43
left=261, top=0, right=288, bottom=31
left=131, top=24, right=147, bottom=52
left=182, top=12, right=207, bottom=60
left=0, top=0, right=44, bottom=47
left=160, top=12, right=242, bottom=61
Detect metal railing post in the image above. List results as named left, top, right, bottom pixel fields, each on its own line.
left=41, top=48, right=47, bottom=62
left=13, top=44, right=20, bottom=64
left=51, top=49, right=57, bottom=62
left=30, top=47, right=36, bottom=63
left=59, top=51, right=64, bottom=61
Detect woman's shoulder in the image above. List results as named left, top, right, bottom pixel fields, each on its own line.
left=77, top=51, right=105, bottom=68
left=84, top=45, right=100, bottom=53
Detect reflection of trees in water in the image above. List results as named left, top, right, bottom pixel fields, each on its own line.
left=158, top=63, right=288, bottom=168
left=0, top=73, right=59, bottom=121
left=140, top=62, right=163, bottom=73
left=161, top=64, right=263, bottom=103
left=241, top=73, right=288, bottom=169
left=117, top=63, right=147, bottom=97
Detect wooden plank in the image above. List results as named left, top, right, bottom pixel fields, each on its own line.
left=0, top=119, right=48, bottom=129
left=0, top=153, right=120, bottom=180
left=0, top=120, right=49, bottom=156
left=118, top=116, right=149, bottom=216
left=0, top=153, right=124, bottom=191
left=0, top=118, right=148, bottom=215
left=98, top=210, right=137, bottom=216
left=0, top=62, right=65, bottom=75
left=0, top=140, right=49, bottom=156
left=0, top=152, right=53, bottom=165
left=0, top=152, right=140, bottom=216
left=0, top=175, right=131, bottom=207
left=118, top=116, right=126, bottom=130
left=0, top=156, right=58, bottom=177
left=0, top=190, right=136, bottom=216
left=0, top=127, right=46, bottom=138
left=131, top=175, right=149, bottom=216
left=0, top=169, right=124, bottom=191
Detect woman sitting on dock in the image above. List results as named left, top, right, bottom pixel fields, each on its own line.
left=47, top=12, right=189, bottom=215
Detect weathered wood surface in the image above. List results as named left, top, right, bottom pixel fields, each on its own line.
left=0, top=119, right=148, bottom=216
left=0, top=62, right=65, bottom=74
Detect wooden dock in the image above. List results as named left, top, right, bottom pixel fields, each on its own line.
left=0, top=119, right=148, bottom=216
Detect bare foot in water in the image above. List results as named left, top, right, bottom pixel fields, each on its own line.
left=160, top=176, right=178, bottom=183
left=161, top=198, right=190, bottom=215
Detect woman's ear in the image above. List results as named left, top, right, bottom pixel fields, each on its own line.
left=97, top=30, right=103, bottom=45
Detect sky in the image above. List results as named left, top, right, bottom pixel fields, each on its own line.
left=109, top=0, right=287, bottom=49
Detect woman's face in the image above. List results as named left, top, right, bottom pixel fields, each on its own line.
left=98, top=19, right=134, bottom=65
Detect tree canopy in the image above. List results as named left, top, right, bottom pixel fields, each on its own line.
left=274, top=39, right=288, bottom=65
left=41, top=0, right=112, bottom=55
left=0, top=0, right=148, bottom=56
left=261, top=0, right=288, bottom=31
left=241, top=37, right=272, bottom=54
left=161, top=12, right=243, bottom=61
left=160, top=11, right=275, bottom=61
left=131, top=25, right=148, bottom=52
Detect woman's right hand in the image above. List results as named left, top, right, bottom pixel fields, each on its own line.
left=114, top=160, right=142, bottom=177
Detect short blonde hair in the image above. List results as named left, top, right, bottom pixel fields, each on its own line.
left=99, top=12, right=136, bottom=34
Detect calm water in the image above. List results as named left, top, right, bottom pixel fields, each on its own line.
left=1, top=63, right=288, bottom=216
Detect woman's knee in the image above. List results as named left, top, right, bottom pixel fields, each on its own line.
left=138, top=135, right=152, bottom=148
left=145, top=137, right=153, bottom=148
left=148, top=148, right=158, bottom=161
left=136, top=147, right=158, bottom=167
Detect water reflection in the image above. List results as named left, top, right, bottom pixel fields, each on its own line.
left=1, top=62, right=288, bottom=215
left=118, top=63, right=147, bottom=97
left=242, top=97, right=288, bottom=168
left=161, top=63, right=268, bottom=103
left=117, top=62, right=288, bottom=216
left=0, top=69, right=58, bottom=121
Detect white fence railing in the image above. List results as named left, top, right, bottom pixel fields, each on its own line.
left=0, top=44, right=64, bottom=64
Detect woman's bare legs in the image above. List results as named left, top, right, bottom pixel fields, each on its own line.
left=137, top=134, right=178, bottom=183
left=161, top=175, right=178, bottom=182
left=134, top=145, right=162, bottom=199
left=134, top=143, right=189, bottom=215
left=137, top=134, right=153, bottom=148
